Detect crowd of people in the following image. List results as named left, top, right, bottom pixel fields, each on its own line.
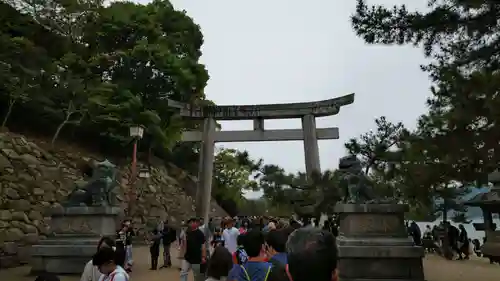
left=68, top=215, right=339, bottom=281
left=407, top=221, right=487, bottom=261
left=174, top=216, right=337, bottom=281
left=33, top=215, right=496, bottom=281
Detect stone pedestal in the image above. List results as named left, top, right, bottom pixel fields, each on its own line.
left=31, top=206, right=122, bottom=275
left=334, top=204, right=424, bottom=281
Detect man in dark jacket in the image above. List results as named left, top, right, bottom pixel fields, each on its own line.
left=409, top=221, right=422, bottom=246
left=150, top=229, right=162, bottom=270
left=161, top=220, right=176, bottom=268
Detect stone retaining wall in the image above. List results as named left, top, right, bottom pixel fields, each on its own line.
left=0, top=132, right=226, bottom=269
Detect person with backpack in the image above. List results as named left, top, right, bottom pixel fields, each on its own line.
left=228, top=230, right=286, bottom=281
left=265, top=230, right=287, bottom=266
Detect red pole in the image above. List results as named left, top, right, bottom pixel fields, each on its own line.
left=128, top=138, right=138, bottom=214
left=131, top=138, right=138, bottom=183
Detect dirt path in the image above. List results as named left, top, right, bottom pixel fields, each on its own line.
left=1, top=246, right=499, bottom=281
left=424, top=254, right=500, bottom=281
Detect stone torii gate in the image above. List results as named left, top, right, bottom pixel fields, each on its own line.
left=168, top=93, right=355, bottom=217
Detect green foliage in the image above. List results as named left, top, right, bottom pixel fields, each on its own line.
left=406, top=203, right=439, bottom=222
left=258, top=164, right=294, bottom=205
left=345, top=116, right=405, bottom=174
left=255, top=166, right=341, bottom=216
left=349, top=0, right=500, bottom=221
left=0, top=36, right=46, bottom=127
left=0, top=1, right=304, bottom=216
left=0, top=0, right=208, bottom=156
left=212, top=148, right=262, bottom=205
left=351, top=0, right=500, bottom=72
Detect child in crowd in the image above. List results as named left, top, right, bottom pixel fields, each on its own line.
left=81, top=236, right=115, bottom=281
left=92, top=247, right=129, bottom=281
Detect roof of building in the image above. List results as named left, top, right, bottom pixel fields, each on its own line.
left=464, top=188, right=500, bottom=207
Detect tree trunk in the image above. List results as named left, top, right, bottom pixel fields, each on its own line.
left=2, top=99, right=15, bottom=129
left=51, top=120, right=67, bottom=147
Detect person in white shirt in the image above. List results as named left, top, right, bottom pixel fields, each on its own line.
left=198, top=219, right=207, bottom=237
left=80, top=237, right=115, bottom=281
left=178, top=220, right=186, bottom=250
left=92, top=247, right=129, bottom=281
left=222, top=218, right=239, bottom=254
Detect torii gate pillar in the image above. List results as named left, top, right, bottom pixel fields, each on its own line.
left=302, top=114, right=321, bottom=175
left=196, top=118, right=216, bottom=219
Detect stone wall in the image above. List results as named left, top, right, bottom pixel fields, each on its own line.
left=0, top=132, right=226, bottom=268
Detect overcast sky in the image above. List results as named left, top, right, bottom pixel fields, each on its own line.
left=133, top=0, right=431, bottom=198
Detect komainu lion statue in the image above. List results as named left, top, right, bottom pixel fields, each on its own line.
left=338, top=155, right=375, bottom=204
left=63, top=159, right=119, bottom=207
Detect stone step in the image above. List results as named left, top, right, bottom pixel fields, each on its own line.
left=31, top=244, right=97, bottom=257
left=36, top=238, right=100, bottom=245
left=337, top=236, right=415, bottom=246
left=338, top=245, right=424, bottom=258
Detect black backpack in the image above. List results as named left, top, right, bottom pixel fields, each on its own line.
left=267, top=258, right=288, bottom=281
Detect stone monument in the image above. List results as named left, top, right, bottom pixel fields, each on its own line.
left=334, top=155, right=425, bottom=281
left=30, top=160, right=122, bottom=275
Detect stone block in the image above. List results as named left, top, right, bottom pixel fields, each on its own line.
left=334, top=204, right=424, bottom=281
left=30, top=206, right=121, bottom=275
left=0, top=255, right=19, bottom=268
left=30, top=235, right=101, bottom=274
left=46, top=206, right=122, bottom=236
left=18, top=245, right=32, bottom=264
left=2, top=242, right=18, bottom=254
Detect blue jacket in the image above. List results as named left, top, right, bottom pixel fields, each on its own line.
left=269, top=253, right=287, bottom=265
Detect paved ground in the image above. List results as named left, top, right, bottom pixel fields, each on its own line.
left=1, top=246, right=499, bottom=281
